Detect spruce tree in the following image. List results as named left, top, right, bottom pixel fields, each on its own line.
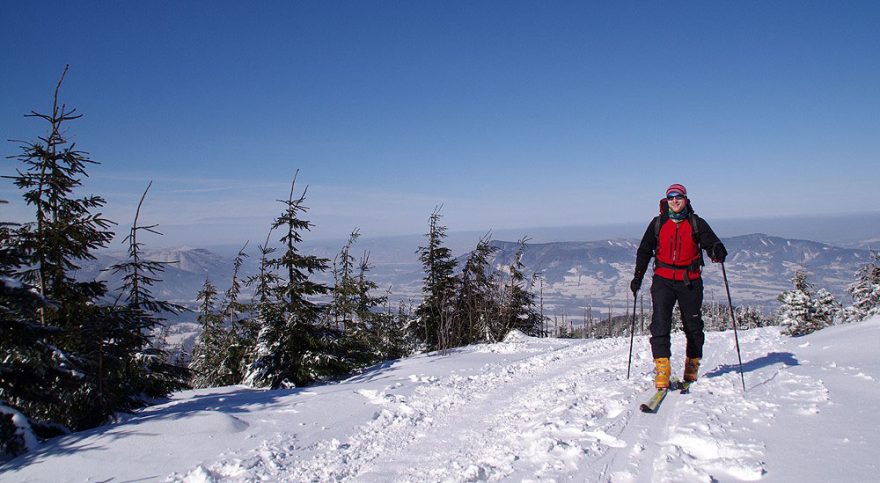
left=107, top=182, right=188, bottom=398
left=845, top=252, right=880, bottom=322
left=216, top=243, right=253, bottom=386
left=244, top=174, right=336, bottom=388
left=328, top=233, right=388, bottom=367
left=501, top=238, right=542, bottom=337
left=414, top=207, right=457, bottom=351
left=189, top=279, right=224, bottom=388
left=4, top=67, right=164, bottom=430
left=351, top=251, right=389, bottom=361
left=778, top=271, right=837, bottom=336
left=329, top=230, right=361, bottom=332
left=455, top=234, right=500, bottom=344
left=0, top=202, right=78, bottom=457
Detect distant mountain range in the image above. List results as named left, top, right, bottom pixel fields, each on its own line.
left=485, top=234, right=870, bottom=315
left=81, top=233, right=874, bottom=324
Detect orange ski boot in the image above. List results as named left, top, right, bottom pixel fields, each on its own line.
left=684, top=357, right=701, bottom=383
left=654, top=357, right=671, bottom=389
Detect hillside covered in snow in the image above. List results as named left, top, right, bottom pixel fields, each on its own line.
left=4, top=317, right=879, bottom=482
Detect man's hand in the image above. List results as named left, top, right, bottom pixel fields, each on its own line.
left=710, top=242, right=727, bottom=263
left=630, top=277, right=642, bottom=293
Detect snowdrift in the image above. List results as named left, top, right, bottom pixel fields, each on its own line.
left=4, top=317, right=879, bottom=482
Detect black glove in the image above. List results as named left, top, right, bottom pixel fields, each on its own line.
left=710, top=242, right=727, bottom=263
left=630, top=277, right=642, bottom=294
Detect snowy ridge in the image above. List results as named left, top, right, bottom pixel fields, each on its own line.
left=4, top=318, right=880, bottom=482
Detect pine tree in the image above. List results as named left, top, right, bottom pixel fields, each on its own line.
left=0, top=201, right=77, bottom=457
left=329, top=230, right=361, bottom=332
left=845, top=252, right=880, bottom=322
left=373, top=295, right=410, bottom=360
left=414, top=207, right=458, bottom=351
left=3, top=67, right=165, bottom=430
left=241, top=230, right=281, bottom=381
left=501, top=238, right=542, bottom=337
left=778, top=271, right=837, bottom=336
left=244, top=174, right=337, bottom=388
left=327, top=231, right=386, bottom=368
left=813, top=287, right=840, bottom=328
left=107, top=182, right=188, bottom=398
left=189, top=279, right=224, bottom=388
left=455, top=234, right=500, bottom=344
left=216, top=243, right=253, bottom=386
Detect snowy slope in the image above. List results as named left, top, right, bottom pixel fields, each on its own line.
left=4, top=318, right=879, bottom=482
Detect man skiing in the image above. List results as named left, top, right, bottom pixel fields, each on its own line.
left=630, top=183, right=727, bottom=389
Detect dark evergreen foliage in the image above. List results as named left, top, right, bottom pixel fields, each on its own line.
left=500, top=238, right=543, bottom=337
left=189, top=279, right=224, bottom=388
left=106, top=182, right=189, bottom=398
left=414, top=207, right=458, bottom=350
left=453, top=234, right=500, bottom=344
left=0, top=204, right=77, bottom=457
left=846, top=251, right=880, bottom=321
left=2, top=68, right=183, bottom=435
left=245, top=174, right=339, bottom=388
left=216, top=243, right=255, bottom=386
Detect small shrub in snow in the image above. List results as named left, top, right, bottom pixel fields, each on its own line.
left=845, top=252, right=880, bottom=322
left=778, top=271, right=840, bottom=336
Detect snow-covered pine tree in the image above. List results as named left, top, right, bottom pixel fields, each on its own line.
left=329, top=230, right=361, bottom=332
left=455, top=234, right=500, bottom=344
left=244, top=174, right=337, bottom=388
left=107, top=182, right=188, bottom=398
left=778, top=271, right=837, bottom=336
left=845, top=252, right=880, bottom=322
left=189, top=279, right=224, bottom=388
left=414, top=207, right=458, bottom=351
left=327, top=230, right=386, bottom=368
left=374, top=292, right=410, bottom=360
left=0, top=202, right=78, bottom=458
left=813, top=287, right=841, bottom=327
left=352, top=252, right=388, bottom=356
left=501, top=238, right=542, bottom=337
left=216, top=243, right=254, bottom=386
left=5, top=67, right=163, bottom=430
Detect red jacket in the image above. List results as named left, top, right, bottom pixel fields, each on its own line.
left=654, top=218, right=702, bottom=281
left=633, top=199, right=723, bottom=283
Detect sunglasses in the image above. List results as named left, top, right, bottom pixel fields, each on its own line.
left=666, top=194, right=686, bottom=201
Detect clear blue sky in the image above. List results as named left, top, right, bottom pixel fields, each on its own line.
left=2, top=1, right=878, bottom=247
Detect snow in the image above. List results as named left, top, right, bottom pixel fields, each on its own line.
left=4, top=317, right=880, bottom=482
left=0, top=405, right=38, bottom=454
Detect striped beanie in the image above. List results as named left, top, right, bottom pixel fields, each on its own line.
left=666, top=183, right=687, bottom=197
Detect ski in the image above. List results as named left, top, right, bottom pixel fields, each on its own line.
left=640, top=378, right=680, bottom=413
left=639, top=388, right=668, bottom=413
left=679, top=381, right=693, bottom=394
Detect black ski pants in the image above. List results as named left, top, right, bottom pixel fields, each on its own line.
left=649, top=275, right=704, bottom=359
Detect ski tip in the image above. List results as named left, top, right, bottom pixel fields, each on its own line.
left=639, top=404, right=655, bottom=413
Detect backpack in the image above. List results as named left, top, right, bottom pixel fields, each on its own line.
left=652, top=200, right=705, bottom=277
left=653, top=212, right=702, bottom=249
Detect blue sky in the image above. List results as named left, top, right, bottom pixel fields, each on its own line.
left=2, top=1, right=878, bottom=247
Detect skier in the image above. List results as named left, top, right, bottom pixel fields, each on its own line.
left=630, top=183, right=727, bottom=389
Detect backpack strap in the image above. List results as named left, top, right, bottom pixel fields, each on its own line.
left=689, top=213, right=701, bottom=248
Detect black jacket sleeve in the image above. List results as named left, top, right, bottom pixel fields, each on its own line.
left=634, top=218, right=657, bottom=279
left=696, top=216, right=722, bottom=254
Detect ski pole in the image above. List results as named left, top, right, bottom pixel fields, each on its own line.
left=627, top=288, right=638, bottom=379
left=721, top=262, right=747, bottom=392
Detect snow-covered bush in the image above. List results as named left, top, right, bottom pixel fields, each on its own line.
left=0, top=403, right=37, bottom=461
left=778, top=271, right=839, bottom=336
left=844, top=252, right=880, bottom=322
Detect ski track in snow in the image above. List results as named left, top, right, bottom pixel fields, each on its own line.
left=169, top=326, right=846, bottom=483
left=379, top=339, right=634, bottom=482
left=178, top=338, right=635, bottom=482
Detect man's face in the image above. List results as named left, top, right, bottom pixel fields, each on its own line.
left=667, top=193, right=687, bottom=213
